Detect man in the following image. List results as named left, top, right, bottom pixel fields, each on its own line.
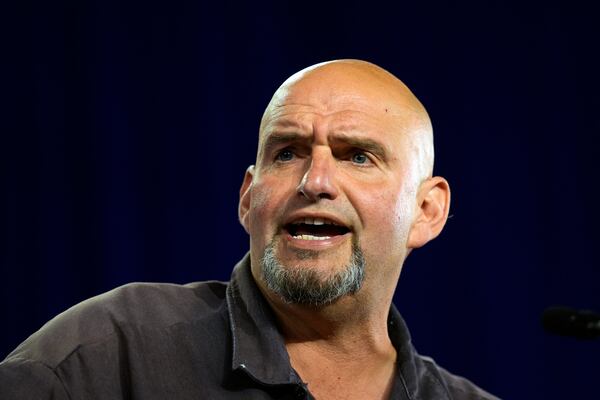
left=0, top=60, right=499, bottom=399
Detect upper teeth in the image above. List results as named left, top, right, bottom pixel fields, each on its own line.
left=293, top=217, right=338, bottom=226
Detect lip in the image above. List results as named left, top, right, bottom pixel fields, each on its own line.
left=284, top=230, right=351, bottom=250
left=280, top=211, right=352, bottom=251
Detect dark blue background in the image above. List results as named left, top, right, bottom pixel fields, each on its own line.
left=3, top=1, right=600, bottom=398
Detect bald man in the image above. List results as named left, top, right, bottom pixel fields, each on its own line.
left=0, top=60, right=499, bottom=400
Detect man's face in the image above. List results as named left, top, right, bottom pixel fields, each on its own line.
left=240, top=65, right=428, bottom=304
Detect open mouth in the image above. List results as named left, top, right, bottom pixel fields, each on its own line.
left=284, top=217, right=351, bottom=241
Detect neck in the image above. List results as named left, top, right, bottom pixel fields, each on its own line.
left=262, top=280, right=397, bottom=358
left=266, top=291, right=398, bottom=400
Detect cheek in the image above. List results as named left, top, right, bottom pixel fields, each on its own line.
left=248, top=182, right=273, bottom=232
left=364, top=187, right=416, bottom=243
left=392, top=190, right=417, bottom=234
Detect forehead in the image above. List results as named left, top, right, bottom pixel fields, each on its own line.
left=259, top=81, right=424, bottom=148
left=265, top=103, right=384, bottom=133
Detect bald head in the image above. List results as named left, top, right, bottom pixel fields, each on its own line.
left=258, top=60, right=434, bottom=181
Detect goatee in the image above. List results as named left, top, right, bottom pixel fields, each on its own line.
left=260, top=241, right=365, bottom=306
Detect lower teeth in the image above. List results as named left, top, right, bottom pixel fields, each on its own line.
left=293, top=234, right=331, bottom=241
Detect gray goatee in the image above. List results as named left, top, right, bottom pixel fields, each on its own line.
left=260, top=241, right=365, bottom=306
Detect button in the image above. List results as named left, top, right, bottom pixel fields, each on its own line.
left=294, top=386, right=306, bottom=399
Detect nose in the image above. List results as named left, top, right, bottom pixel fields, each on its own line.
left=296, top=147, right=340, bottom=201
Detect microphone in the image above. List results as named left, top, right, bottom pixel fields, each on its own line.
left=542, top=306, right=600, bottom=339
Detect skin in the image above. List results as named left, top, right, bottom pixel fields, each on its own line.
left=238, top=60, right=451, bottom=400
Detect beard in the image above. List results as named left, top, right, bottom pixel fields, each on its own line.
left=259, top=240, right=365, bottom=306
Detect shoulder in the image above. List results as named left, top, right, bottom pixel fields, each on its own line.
left=2, top=280, right=229, bottom=369
left=418, top=355, right=501, bottom=400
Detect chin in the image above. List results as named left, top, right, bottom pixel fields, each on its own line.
left=259, top=239, right=366, bottom=306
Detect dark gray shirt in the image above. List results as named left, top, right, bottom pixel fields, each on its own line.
left=0, top=255, right=499, bottom=399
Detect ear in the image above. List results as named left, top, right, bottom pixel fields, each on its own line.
left=238, top=165, right=255, bottom=233
left=407, top=176, right=451, bottom=249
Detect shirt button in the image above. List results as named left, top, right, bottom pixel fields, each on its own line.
left=294, top=386, right=306, bottom=399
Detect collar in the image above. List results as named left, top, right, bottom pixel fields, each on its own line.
left=387, top=305, right=420, bottom=400
left=226, top=253, right=300, bottom=386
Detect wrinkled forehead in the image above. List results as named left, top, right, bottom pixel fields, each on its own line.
left=262, top=94, right=388, bottom=133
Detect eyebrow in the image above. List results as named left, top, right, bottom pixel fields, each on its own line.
left=261, top=132, right=310, bottom=155
left=330, top=134, right=388, bottom=161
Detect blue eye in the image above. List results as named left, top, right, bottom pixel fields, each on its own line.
left=351, top=152, right=368, bottom=164
left=276, top=149, right=294, bottom=162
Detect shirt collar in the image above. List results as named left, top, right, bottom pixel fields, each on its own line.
left=226, top=253, right=299, bottom=386
left=387, top=305, right=420, bottom=400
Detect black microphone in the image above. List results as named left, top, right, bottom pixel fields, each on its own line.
left=542, top=306, right=600, bottom=339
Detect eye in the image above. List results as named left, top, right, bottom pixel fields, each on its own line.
left=351, top=152, right=369, bottom=164
left=275, top=148, right=295, bottom=162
